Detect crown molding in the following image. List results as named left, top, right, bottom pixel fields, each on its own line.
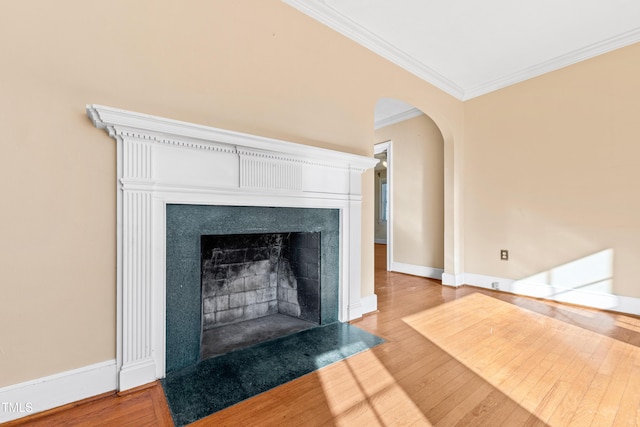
left=282, top=0, right=465, bottom=100
left=374, top=107, right=423, bottom=130
left=283, top=1, right=640, bottom=101
left=463, top=27, right=640, bottom=100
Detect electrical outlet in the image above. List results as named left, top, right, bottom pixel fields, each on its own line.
left=500, top=249, right=509, bottom=260
left=491, top=282, right=499, bottom=290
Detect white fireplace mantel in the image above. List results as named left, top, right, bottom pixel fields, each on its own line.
left=86, top=104, right=378, bottom=391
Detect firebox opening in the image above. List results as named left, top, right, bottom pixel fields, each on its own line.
left=200, top=232, right=321, bottom=360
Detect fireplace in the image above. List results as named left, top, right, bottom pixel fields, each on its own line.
left=165, top=204, right=339, bottom=373
left=86, top=104, right=378, bottom=391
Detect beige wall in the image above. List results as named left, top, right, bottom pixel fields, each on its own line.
left=376, top=115, right=445, bottom=269
left=464, top=43, right=640, bottom=298
left=0, top=0, right=463, bottom=387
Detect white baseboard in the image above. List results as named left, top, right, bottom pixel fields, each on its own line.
left=463, top=273, right=640, bottom=316
left=0, top=360, right=117, bottom=423
left=119, top=358, right=157, bottom=392
left=347, top=301, right=363, bottom=320
left=390, top=261, right=444, bottom=281
left=442, top=272, right=465, bottom=287
left=463, top=273, right=513, bottom=290
left=361, top=294, right=378, bottom=314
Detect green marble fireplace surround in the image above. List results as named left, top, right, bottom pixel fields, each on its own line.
left=166, top=204, right=340, bottom=373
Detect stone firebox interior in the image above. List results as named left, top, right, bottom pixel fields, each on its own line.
left=199, top=231, right=321, bottom=360
left=166, top=204, right=339, bottom=373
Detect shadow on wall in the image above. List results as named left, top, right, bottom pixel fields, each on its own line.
left=513, top=249, right=615, bottom=309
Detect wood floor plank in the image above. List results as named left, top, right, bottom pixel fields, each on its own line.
left=612, top=362, right=640, bottom=426
left=533, top=379, right=574, bottom=424
left=429, top=379, right=495, bottom=426
left=526, top=329, right=595, bottom=423
left=590, top=343, right=635, bottom=426
left=565, top=336, right=620, bottom=427
left=546, top=335, right=607, bottom=426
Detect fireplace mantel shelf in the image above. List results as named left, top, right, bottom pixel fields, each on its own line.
left=87, top=104, right=377, bottom=173
left=86, top=104, right=378, bottom=392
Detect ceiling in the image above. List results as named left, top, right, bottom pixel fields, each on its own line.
left=283, top=0, right=640, bottom=101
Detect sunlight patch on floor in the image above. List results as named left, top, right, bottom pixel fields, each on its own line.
left=316, top=350, right=432, bottom=426
left=402, top=292, right=640, bottom=426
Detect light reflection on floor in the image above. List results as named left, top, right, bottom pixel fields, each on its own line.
left=402, top=292, right=640, bottom=426
left=315, top=350, right=432, bottom=426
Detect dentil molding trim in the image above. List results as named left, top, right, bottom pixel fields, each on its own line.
left=87, top=104, right=376, bottom=172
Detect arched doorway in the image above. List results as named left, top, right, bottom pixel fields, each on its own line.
left=373, top=98, right=445, bottom=280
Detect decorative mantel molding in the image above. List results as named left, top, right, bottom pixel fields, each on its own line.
left=87, top=104, right=376, bottom=172
left=86, top=104, right=378, bottom=391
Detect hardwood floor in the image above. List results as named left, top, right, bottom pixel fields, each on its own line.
left=3, top=383, right=173, bottom=427
left=8, top=244, right=640, bottom=426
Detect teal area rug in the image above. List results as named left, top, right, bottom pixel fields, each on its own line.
left=161, top=322, right=384, bottom=426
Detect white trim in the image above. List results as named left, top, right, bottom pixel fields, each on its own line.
left=348, top=301, right=363, bottom=320
left=374, top=107, right=423, bottom=130
left=442, top=272, right=465, bottom=287
left=86, top=104, right=376, bottom=172
left=390, top=261, right=444, bottom=281
left=463, top=272, right=640, bottom=316
left=0, top=360, right=116, bottom=423
left=464, top=27, right=640, bottom=100
left=375, top=141, right=394, bottom=272
left=462, top=273, right=512, bottom=290
left=282, top=0, right=464, bottom=99
left=87, top=104, right=378, bottom=391
left=282, top=1, right=640, bottom=101
left=361, top=293, right=378, bottom=315
left=373, top=141, right=390, bottom=155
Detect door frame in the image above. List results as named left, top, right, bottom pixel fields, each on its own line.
left=374, top=141, right=393, bottom=271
